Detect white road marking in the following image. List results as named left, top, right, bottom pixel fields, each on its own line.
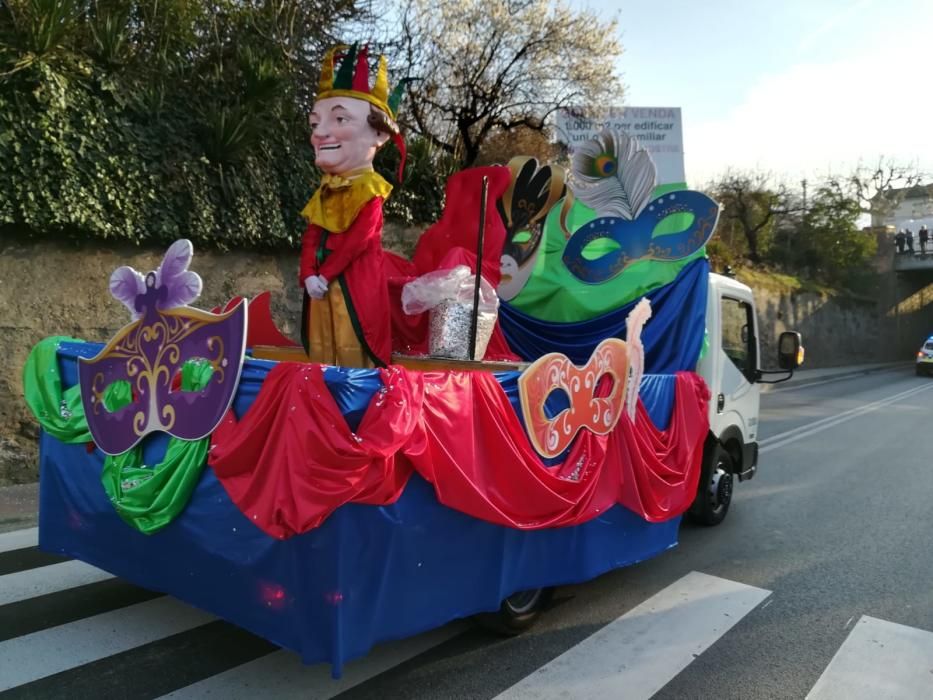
left=0, top=527, right=38, bottom=554
left=0, top=559, right=113, bottom=606
left=0, top=596, right=216, bottom=691
left=157, top=620, right=469, bottom=700
left=493, top=571, right=771, bottom=700
left=760, top=383, right=933, bottom=454
left=806, top=615, right=933, bottom=700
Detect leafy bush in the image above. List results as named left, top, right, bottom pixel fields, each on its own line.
left=0, top=1, right=449, bottom=250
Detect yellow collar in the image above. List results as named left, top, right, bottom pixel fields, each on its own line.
left=319, top=167, right=376, bottom=190
left=301, top=170, right=393, bottom=233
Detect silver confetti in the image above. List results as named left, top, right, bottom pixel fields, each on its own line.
left=428, top=301, right=497, bottom=360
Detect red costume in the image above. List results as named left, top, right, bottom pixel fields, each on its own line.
left=299, top=191, right=392, bottom=367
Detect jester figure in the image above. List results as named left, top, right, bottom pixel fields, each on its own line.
left=299, top=45, right=406, bottom=367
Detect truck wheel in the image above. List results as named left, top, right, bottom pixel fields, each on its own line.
left=689, top=447, right=734, bottom=527
left=475, top=588, right=554, bottom=635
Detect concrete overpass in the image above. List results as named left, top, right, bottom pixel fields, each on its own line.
left=894, top=252, right=933, bottom=274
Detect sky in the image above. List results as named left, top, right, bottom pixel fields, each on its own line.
left=571, top=0, right=933, bottom=187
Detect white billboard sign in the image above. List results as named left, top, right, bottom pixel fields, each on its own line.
left=554, top=107, right=685, bottom=186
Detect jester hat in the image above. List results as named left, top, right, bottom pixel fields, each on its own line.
left=317, top=44, right=408, bottom=180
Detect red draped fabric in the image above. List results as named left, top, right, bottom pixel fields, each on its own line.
left=209, top=364, right=421, bottom=539
left=404, top=371, right=709, bottom=527
left=411, top=166, right=512, bottom=288
left=209, top=367, right=709, bottom=539
left=385, top=166, right=520, bottom=362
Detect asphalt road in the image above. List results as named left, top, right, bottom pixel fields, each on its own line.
left=2, top=365, right=932, bottom=698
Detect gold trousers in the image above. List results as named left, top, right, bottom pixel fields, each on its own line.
left=304, top=282, right=373, bottom=368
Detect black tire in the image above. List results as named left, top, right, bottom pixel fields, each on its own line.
left=475, top=587, right=554, bottom=636
left=688, top=446, right=734, bottom=527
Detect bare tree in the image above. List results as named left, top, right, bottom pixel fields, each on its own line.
left=822, top=157, right=928, bottom=222
left=710, top=171, right=799, bottom=264
left=396, top=0, right=622, bottom=167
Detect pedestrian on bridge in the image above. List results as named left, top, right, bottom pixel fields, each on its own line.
left=920, top=225, right=929, bottom=255
left=895, top=230, right=906, bottom=254
left=906, top=228, right=915, bottom=254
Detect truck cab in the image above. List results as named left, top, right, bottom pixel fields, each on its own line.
left=692, top=272, right=800, bottom=525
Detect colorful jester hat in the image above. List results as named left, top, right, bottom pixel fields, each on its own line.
left=317, top=43, right=409, bottom=180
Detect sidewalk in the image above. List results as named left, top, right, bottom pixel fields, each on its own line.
left=0, top=482, right=39, bottom=534
left=0, top=361, right=914, bottom=534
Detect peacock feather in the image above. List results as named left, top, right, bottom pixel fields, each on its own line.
left=570, top=129, right=657, bottom=221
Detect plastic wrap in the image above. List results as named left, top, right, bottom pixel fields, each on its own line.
left=401, top=266, right=499, bottom=359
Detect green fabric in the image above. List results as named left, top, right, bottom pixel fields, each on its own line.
left=508, top=185, right=706, bottom=323
left=181, top=357, right=215, bottom=391
left=22, top=336, right=92, bottom=443
left=102, top=380, right=133, bottom=413
left=101, top=435, right=209, bottom=535
left=101, top=359, right=214, bottom=535
left=23, top=337, right=214, bottom=535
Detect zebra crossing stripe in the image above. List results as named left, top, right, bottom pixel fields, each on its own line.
left=806, top=616, right=933, bottom=700
left=15, top=529, right=927, bottom=700
left=0, top=559, right=114, bottom=606
left=0, top=526, right=38, bottom=554
left=494, top=571, right=771, bottom=700
left=157, top=621, right=470, bottom=700
left=0, top=596, right=217, bottom=691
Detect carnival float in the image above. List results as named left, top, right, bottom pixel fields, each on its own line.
left=24, top=45, right=723, bottom=676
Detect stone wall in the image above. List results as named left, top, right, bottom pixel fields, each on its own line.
left=0, top=237, right=311, bottom=484
left=2, top=234, right=932, bottom=484
left=752, top=287, right=897, bottom=369
left=749, top=231, right=933, bottom=368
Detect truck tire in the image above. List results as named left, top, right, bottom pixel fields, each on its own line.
left=475, top=588, right=554, bottom=635
left=689, top=446, right=734, bottom=527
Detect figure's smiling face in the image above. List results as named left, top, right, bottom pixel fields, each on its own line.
left=309, top=97, right=385, bottom=175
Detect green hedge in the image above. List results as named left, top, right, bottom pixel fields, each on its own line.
left=0, top=2, right=449, bottom=250
left=0, top=63, right=322, bottom=249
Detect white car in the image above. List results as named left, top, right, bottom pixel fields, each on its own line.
left=916, top=337, right=933, bottom=376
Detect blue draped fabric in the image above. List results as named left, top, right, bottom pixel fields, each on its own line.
left=40, top=343, right=685, bottom=676
left=499, top=257, right=709, bottom=373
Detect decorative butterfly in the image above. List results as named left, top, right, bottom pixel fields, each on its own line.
left=109, top=239, right=203, bottom=319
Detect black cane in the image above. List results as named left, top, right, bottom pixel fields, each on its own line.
left=468, top=176, right=489, bottom=361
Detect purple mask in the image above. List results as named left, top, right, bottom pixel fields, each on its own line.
left=79, top=240, right=246, bottom=455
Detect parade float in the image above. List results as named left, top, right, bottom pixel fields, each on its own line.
left=21, top=46, right=747, bottom=677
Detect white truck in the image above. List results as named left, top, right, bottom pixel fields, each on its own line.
left=691, top=271, right=802, bottom=526
left=489, top=271, right=803, bottom=631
